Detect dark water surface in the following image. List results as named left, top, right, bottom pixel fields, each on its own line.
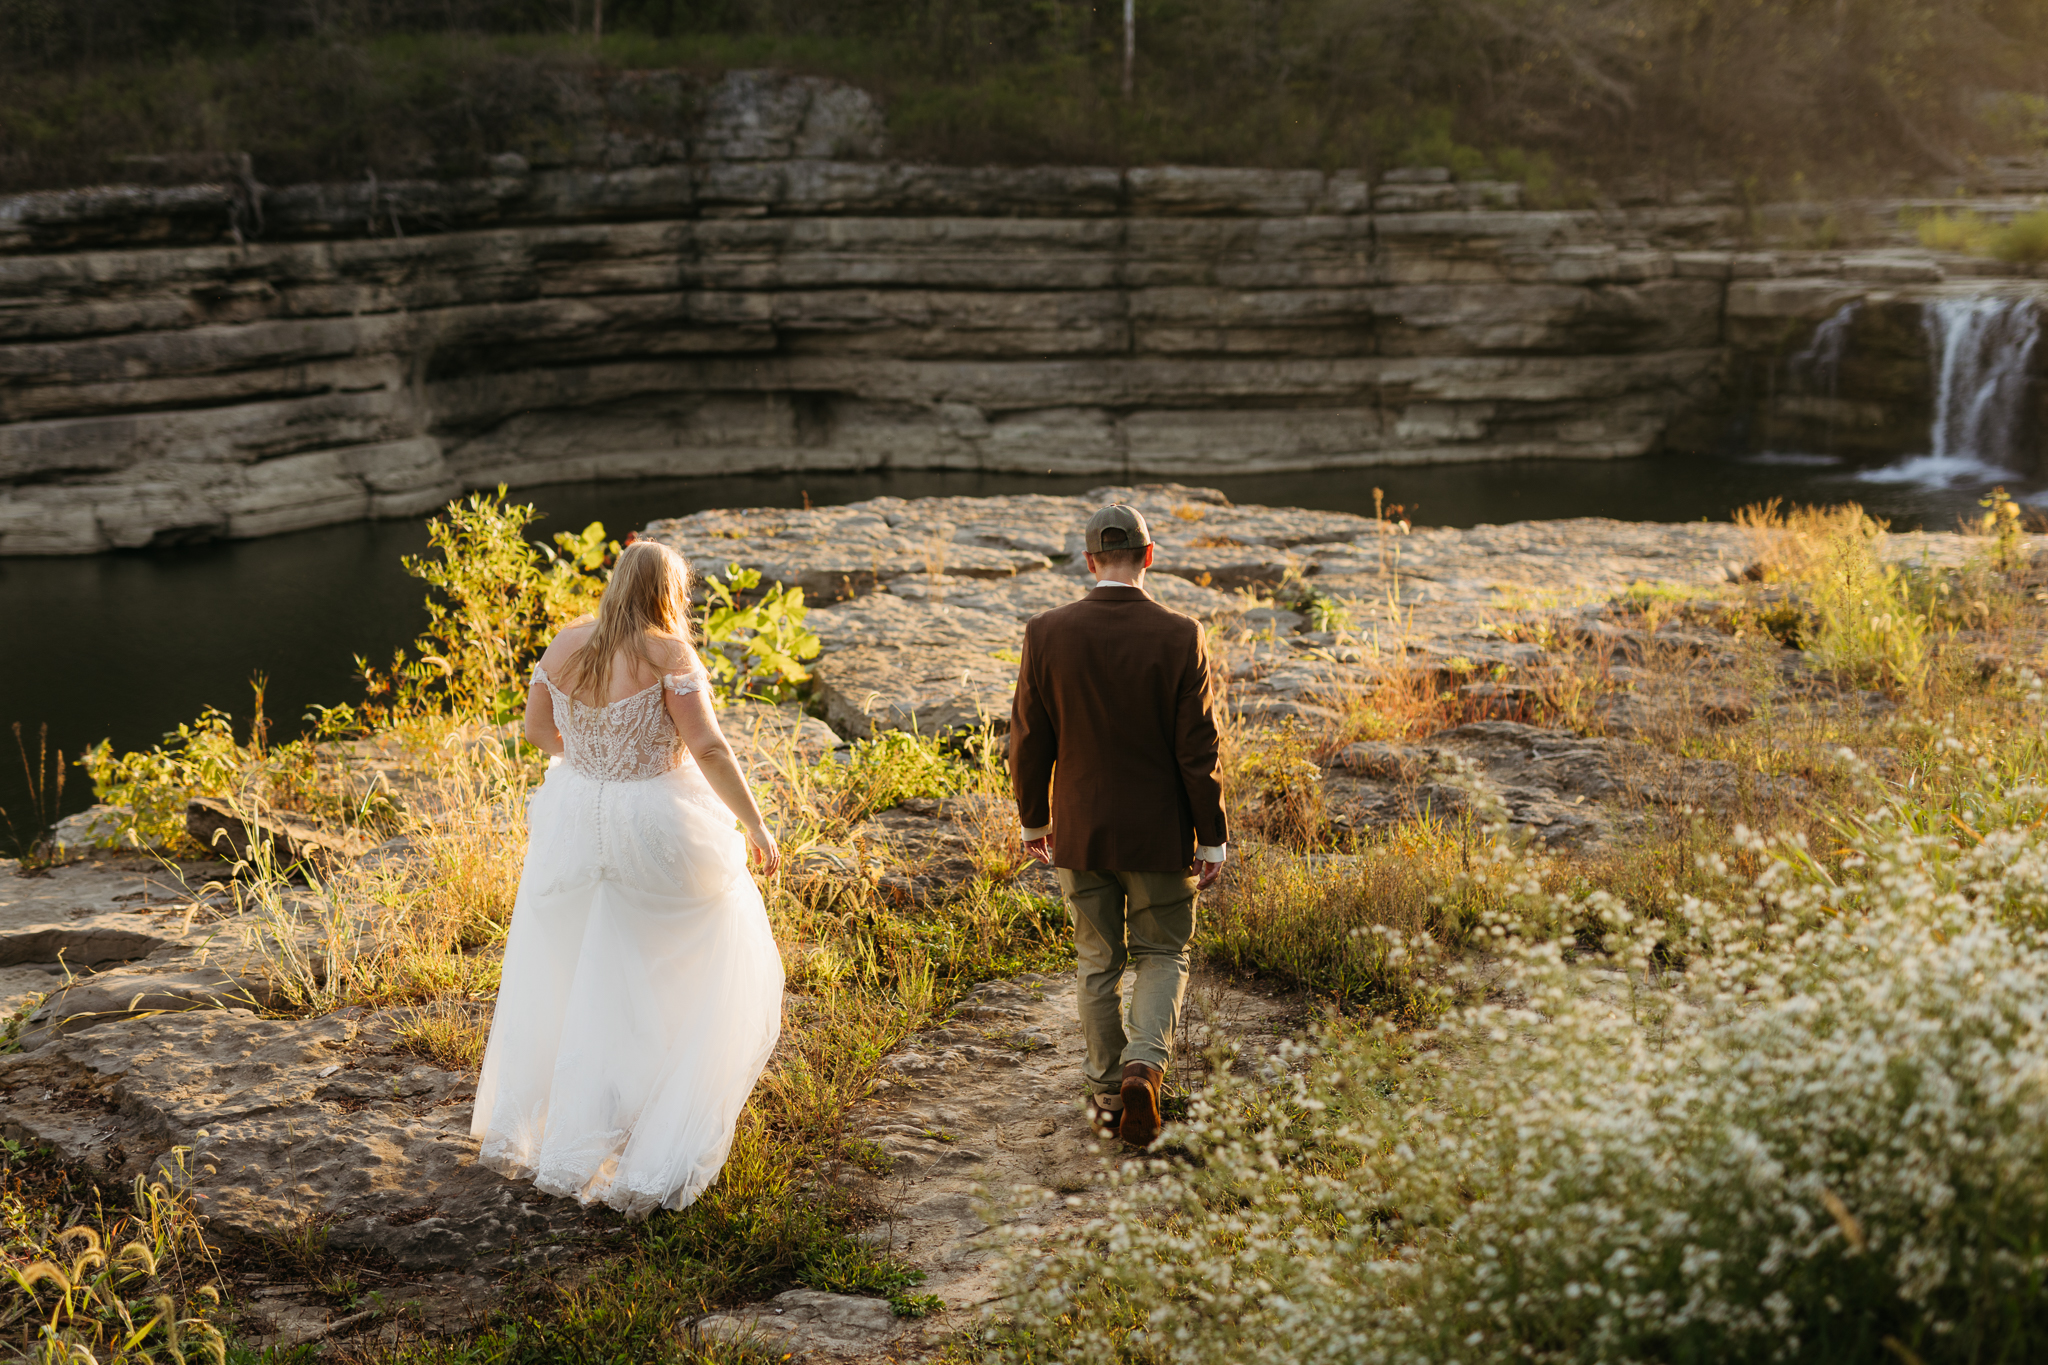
left=0, top=455, right=2021, bottom=848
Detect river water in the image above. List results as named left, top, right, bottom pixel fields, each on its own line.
left=0, top=453, right=2032, bottom=850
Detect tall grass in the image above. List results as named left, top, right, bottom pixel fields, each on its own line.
left=1737, top=500, right=1930, bottom=695
left=1, top=1147, right=226, bottom=1365
left=1198, top=832, right=1484, bottom=1022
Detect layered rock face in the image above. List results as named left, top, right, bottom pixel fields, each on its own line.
left=0, top=71, right=1753, bottom=555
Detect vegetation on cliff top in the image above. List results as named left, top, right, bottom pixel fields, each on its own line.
left=4, top=0, right=2048, bottom=197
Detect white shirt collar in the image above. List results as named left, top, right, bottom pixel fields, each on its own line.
left=1093, top=579, right=1135, bottom=589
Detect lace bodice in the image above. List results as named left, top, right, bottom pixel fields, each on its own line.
left=533, top=664, right=709, bottom=782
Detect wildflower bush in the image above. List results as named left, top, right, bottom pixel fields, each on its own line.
left=990, top=737, right=2048, bottom=1364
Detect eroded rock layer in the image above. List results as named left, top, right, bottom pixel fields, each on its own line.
left=0, top=71, right=1770, bottom=555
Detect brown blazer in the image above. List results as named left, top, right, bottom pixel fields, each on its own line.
left=1009, top=585, right=1227, bottom=872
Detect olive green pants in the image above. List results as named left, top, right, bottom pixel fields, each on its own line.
left=1058, top=867, right=1198, bottom=1095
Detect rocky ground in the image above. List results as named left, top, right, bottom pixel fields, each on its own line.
left=4, top=488, right=2019, bottom=1356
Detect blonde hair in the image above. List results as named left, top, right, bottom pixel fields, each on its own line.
left=560, top=540, right=695, bottom=703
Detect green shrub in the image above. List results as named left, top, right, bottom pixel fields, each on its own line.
left=1991, top=209, right=2048, bottom=262
left=1910, top=206, right=1995, bottom=254
left=807, top=729, right=968, bottom=826
left=361, top=488, right=613, bottom=723
left=701, top=563, right=823, bottom=703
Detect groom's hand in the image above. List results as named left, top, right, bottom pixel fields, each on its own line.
left=1194, top=854, right=1224, bottom=890
left=1024, top=835, right=1054, bottom=866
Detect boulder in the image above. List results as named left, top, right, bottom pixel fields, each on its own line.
left=47, top=803, right=132, bottom=855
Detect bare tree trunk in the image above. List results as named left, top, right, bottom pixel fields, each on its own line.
left=1123, top=0, right=1135, bottom=98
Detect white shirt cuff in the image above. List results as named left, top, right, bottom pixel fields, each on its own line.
left=1195, top=843, right=1227, bottom=862
left=1021, top=824, right=1051, bottom=840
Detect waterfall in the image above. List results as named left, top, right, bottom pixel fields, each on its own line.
left=1792, top=301, right=1859, bottom=398
left=1922, top=295, right=2041, bottom=471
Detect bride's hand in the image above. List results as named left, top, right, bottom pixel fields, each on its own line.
left=745, top=824, right=780, bottom=877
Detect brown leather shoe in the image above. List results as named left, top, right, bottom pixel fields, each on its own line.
left=1118, top=1061, right=1164, bottom=1148
left=1085, top=1091, right=1124, bottom=1139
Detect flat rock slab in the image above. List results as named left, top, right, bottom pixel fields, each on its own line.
left=694, top=1289, right=904, bottom=1359
left=0, top=1008, right=596, bottom=1270
left=647, top=489, right=2013, bottom=753
left=1, top=856, right=234, bottom=1022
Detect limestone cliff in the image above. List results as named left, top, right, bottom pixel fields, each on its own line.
left=12, top=69, right=2033, bottom=557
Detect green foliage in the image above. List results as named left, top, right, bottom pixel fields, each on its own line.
left=1803, top=513, right=1930, bottom=695
left=361, top=489, right=614, bottom=723
left=1277, top=578, right=1353, bottom=635
left=701, top=563, right=824, bottom=703
left=1908, top=206, right=1997, bottom=254
left=808, top=729, right=969, bottom=825
left=1398, top=107, right=1494, bottom=179
left=78, top=709, right=243, bottom=851
left=8, top=1, right=2048, bottom=196
left=76, top=681, right=376, bottom=852
left=1991, top=208, right=2048, bottom=262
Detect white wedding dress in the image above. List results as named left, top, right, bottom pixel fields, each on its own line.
left=470, top=663, right=784, bottom=1219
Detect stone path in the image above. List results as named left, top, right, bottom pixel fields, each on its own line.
left=693, top=968, right=1305, bottom=1361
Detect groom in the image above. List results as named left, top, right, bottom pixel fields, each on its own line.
left=1009, top=504, right=1227, bottom=1148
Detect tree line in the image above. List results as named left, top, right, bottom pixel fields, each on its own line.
left=2, top=0, right=2044, bottom=193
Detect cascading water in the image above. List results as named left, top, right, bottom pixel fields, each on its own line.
left=1792, top=300, right=1860, bottom=398
left=1859, top=296, right=2048, bottom=489
left=1925, top=295, right=2039, bottom=469
left=1856, top=294, right=2042, bottom=487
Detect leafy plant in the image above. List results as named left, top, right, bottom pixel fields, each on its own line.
left=1737, top=500, right=1928, bottom=695
left=361, top=489, right=615, bottom=723
left=78, top=682, right=381, bottom=853
left=1230, top=721, right=1324, bottom=850
left=807, top=729, right=969, bottom=826
left=700, top=563, right=823, bottom=703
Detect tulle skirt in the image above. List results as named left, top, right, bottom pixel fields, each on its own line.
left=470, top=758, right=783, bottom=1219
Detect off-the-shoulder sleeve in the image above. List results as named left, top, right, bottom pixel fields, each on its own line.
left=530, top=662, right=546, bottom=687
left=662, top=670, right=710, bottom=696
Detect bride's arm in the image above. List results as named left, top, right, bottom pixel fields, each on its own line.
left=667, top=687, right=779, bottom=876
left=523, top=673, right=563, bottom=756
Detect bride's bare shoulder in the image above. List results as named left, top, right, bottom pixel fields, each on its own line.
left=540, top=617, right=598, bottom=662
left=649, top=631, right=703, bottom=676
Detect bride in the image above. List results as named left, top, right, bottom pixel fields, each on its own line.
left=471, top=539, right=785, bottom=1218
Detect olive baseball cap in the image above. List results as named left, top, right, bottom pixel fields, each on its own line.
left=1084, top=504, right=1152, bottom=552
